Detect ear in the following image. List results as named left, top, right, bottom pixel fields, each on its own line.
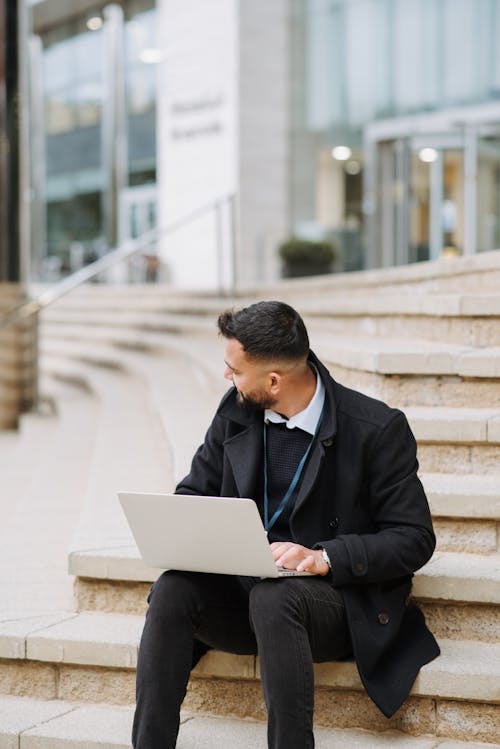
left=268, top=371, right=282, bottom=394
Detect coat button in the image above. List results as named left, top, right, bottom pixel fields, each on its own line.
left=378, top=612, right=390, bottom=625
left=322, top=438, right=333, bottom=447
left=355, top=562, right=364, bottom=573
left=329, top=517, right=339, bottom=530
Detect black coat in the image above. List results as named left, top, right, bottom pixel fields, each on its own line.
left=176, top=352, right=440, bottom=717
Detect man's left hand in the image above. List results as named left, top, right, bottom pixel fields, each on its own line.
left=270, top=542, right=330, bottom=576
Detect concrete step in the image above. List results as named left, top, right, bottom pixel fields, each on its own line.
left=0, top=388, right=99, bottom=613
left=106, top=346, right=225, bottom=481
left=39, top=321, right=224, bottom=392
left=414, top=551, right=500, bottom=604
left=0, top=612, right=498, bottom=743
left=424, top=472, right=500, bottom=555
left=41, top=316, right=500, bottom=409
left=310, top=333, right=500, bottom=379
left=425, top=473, right=500, bottom=519
left=313, top=333, right=500, bottom=410
left=44, top=283, right=500, bottom=346
left=307, top=307, right=500, bottom=349
left=38, top=355, right=94, bottom=394
left=425, top=474, right=500, bottom=552
left=36, top=248, right=500, bottom=299
left=42, top=280, right=500, bottom=351
left=70, top=549, right=500, bottom=646
left=300, top=294, right=500, bottom=347
left=66, top=366, right=175, bottom=559
left=42, top=307, right=215, bottom=335
left=65, top=346, right=225, bottom=578
left=40, top=341, right=128, bottom=373
left=2, top=696, right=499, bottom=749
left=405, top=407, right=500, bottom=475
left=252, top=248, right=500, bottom=295
left=0, top=412, right=59, bottom=532
left=40, top=326, right=500, bottom=441
left=432, top=517, right=498, bottom=555
left=405, top=407, right=500, bottom=444
left=39, top=310, right=500, bottom=379
left=40, top=320, right=171, bottom=352
left=44, top=285, right=500, bottom=318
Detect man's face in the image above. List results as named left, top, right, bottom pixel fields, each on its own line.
left=223, top=338, right=278, bottom=412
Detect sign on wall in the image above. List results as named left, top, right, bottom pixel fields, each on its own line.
left=157, top=0, right=237, bottom=289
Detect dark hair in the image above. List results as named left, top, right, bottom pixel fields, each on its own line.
left=217, top=301, right=309, bottom=361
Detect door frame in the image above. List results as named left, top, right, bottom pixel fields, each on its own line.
left=363, top=101, right=500, bottom=268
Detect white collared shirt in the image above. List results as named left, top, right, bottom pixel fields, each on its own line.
left=264, top=367, right=325, bottom=435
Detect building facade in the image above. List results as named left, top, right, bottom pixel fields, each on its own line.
left=25, top=0, right=500, bottom=288
left=292, top=0, right=500, bottom=272
left=29, top=0, right=157, bottom=280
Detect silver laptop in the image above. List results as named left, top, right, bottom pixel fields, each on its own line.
left=118, top=492, right=312, bottom=578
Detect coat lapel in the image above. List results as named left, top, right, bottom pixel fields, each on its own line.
left=292, top=354, right=338, bottom=516
left=224, top=423, right=263, bottom=499
left=291, top=439, right=326, bottom=516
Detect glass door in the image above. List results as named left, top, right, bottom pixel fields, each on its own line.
left=366, top=111, right=500, bottom=269
left=476, top=129, right=500, bottom=253
left=408, top=134, right=465, bottom=262
left=372, top=131, right=466, bottom=267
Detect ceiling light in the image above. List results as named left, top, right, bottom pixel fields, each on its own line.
left=86, top=16, right=103, bottom=31
left=418, top=147, right=438, bottom=163
left=331, top=146, right=352, bottom=161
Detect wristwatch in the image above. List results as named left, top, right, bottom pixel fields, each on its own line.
left=321, top=547, right=331, bottom=569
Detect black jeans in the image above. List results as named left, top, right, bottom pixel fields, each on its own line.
left=132, top=570, right=352, bottom=749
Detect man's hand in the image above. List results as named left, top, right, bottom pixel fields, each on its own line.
left=270, top=542, right=330, bottom=576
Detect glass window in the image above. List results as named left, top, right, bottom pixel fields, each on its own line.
left=477, top=134, right=500, bottom=252
left=74, top=82, right=103, bottom=128
left=45, top=92, right=76, bottom=134
left=127, top=66, right=156, bottom=115
left=125, top=9, right=157, bottom=65
left=73, top=28, right=103, bottom=79
left=492, top=1, right=500, bottom=93
left=125, top=3, right=158, bottom=182
left=42, top=20, right=103, bottom=136
left=442, top=0, right=484, bottom=103
left=393, top=0, right=440, bottom=112
left=43, top=36, right=73, bottom=93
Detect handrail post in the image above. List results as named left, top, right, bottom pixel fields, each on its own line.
left=229, top=193, right=238, bottom=293
left=102, top=4, right=127, bottom=258
left=215, top=198, right=224, bottom=296
left=0, top=0, right=38, bottom=429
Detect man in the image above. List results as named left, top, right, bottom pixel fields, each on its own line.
left=132, top=301, right=440, bottom=749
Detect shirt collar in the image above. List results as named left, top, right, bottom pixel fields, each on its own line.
left=264, top=367, right=325, bottom=436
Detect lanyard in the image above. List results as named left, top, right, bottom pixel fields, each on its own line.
left=263, top=408, right=324, bottom=533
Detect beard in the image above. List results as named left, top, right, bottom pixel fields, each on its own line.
left=236, top=388, right=278, bottom=414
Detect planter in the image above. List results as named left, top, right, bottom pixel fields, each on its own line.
left=278, top=237, right=336, bottom=279
left=281, top=261, right=333, bottom=278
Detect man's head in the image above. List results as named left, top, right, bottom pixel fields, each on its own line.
left=217, top=301, right=311, bottom=413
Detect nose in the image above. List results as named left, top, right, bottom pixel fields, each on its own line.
left=223, top=366, right=233, bottom=382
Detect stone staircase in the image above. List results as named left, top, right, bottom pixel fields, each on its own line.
left=0, top=251, right=499, bottom=747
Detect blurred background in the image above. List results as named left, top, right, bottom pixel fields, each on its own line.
left=5, top=0, right=500, bottom=293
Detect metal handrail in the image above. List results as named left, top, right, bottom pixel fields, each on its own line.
left=0, top=193, right=235, bottom=330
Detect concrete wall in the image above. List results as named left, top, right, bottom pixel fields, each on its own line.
left=156, top=0, right=291, bottom=290
left=157, top=0, right=238, bottom=291
left=0, top=285, right=38, bottom=430
left=237, top=0, right=290, bottom=286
